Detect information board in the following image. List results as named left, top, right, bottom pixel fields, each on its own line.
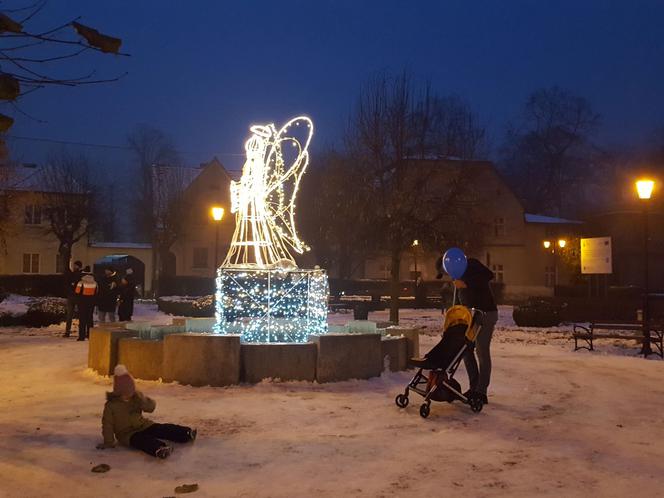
left=581, top=237, right=612, bottom=274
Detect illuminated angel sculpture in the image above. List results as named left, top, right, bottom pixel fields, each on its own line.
left=223, top=116, right=313, bottom=269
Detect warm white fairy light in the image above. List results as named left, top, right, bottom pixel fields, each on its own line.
left=223, top=116, right=313, bottom=269
left=214, top=267, right=328, bottom=343
left=215, top=116, right=328, bottom=343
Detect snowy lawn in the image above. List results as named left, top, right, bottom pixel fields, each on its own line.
left=1, top=304, right=663, bottom=497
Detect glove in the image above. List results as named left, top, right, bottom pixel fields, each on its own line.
left=96, top=442, right=115, bottom=450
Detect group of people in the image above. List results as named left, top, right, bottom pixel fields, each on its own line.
left=64, top=261, right=137, bottom=341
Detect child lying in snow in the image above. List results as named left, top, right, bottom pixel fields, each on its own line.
left=96, top=364, right=197, bottom=459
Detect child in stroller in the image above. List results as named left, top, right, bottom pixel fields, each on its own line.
left=395, top=305, right=485, bottom=418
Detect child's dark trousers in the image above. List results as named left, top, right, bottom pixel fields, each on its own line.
left=129, top=423, right=192, bottom=457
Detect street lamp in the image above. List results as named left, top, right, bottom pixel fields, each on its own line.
left=412, top=239, right=419, bottom=277
left=543, top=238, right=567, bottom=288
left=211, top=206, right=225, bottom=270
left=635, top=179, right=654, bottom=356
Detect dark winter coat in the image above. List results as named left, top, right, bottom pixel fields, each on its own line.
left=97, top=272, right=119, bottom=312
left=64, top=268, right=82, bottom=298
left=458, top=258, right=497, bottom=312
left=117, top=281, right=136, bottom=321
left=102, top=391, right=156, bottom=446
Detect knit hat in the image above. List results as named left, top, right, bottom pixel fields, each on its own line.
left=113, top=364, right=135, bottom=398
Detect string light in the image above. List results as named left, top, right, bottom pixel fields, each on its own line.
left=224, top=116, right=313, bottom=268
left=214, top=267, right=328, bottom=343
left=215, top=117, right=328, bottom=343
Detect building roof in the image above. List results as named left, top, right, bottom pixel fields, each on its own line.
left=0, top=163, right=88, bottom=194
left=524, top=213, right=584, bottom=225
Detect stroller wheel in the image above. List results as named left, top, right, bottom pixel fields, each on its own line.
left=469, top=398, right=484, bottom=413
left=419, top=403, right=430, bottom=418
left=395, top=394, right=409, bottom=408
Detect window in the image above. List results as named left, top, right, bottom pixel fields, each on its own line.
left=193, top=247, right=208, bottom=269
left=492, top=264, right=504, bottom=283
left=22, top=253, right=40, bottom=273
left=24, top=204, right=42, bottom=225
left=545, top=265, right=555, bottom=287
left=55, top=254, right=67, bottom=273
left=493, top=217, right=505, bottom=237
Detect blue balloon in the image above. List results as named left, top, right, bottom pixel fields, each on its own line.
left=443, top=248, right=468, bottom=280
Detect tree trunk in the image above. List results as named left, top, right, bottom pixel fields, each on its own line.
left=389, top=249, right=401, bottom=324
left=58, top=241, right=72, bottom=273
left=151, top=245, right=159, bottom=297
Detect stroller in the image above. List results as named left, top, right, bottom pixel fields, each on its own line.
left=395, top=305, right=485, bottom=418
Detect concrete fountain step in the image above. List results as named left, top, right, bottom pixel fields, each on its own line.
left=88, top=324, right=418, bottom=385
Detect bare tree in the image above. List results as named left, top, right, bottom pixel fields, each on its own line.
left=346, top=71, right=487, bottom=323
left=299, top=149, right=374, bottom=278
left=0, top=1, right=127, bottom=147
left=0, top=164, right=17, bottom=251
left=39, top=150, right=97, bottom=265
left=501, top=86, right=600, bottom=215
left=127, top=125, right=183, bottom=293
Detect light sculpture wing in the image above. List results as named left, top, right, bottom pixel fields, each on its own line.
left=223, top=116, right=313, bottom=268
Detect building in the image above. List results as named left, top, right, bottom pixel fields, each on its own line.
left=359, top=160, right=583, bottom=300
left=0, top=163, right=154, bottom=292
left=168, top=157, right=235, bottom=277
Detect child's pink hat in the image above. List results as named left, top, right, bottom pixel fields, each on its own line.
left=113, top=364, right=135, bottom=397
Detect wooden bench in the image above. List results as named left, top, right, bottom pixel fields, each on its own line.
left=573, top=321, right=664, bottom=358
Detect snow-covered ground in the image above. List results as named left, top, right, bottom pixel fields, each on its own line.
left=0, top=303, right=663, bottom=497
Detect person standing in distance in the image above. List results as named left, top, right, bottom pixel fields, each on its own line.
left=63, top=259, right=83, bottom=338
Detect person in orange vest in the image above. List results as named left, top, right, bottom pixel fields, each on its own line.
left=75, top=266, right=99, bottom=341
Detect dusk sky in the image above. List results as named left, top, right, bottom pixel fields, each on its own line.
left=7, top=0, right=664, bottom=172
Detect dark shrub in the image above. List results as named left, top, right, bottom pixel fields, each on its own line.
left=0, top=296, right=66, bottom=327
left=157, top=295, right=214, bottom=317
left=158, top=277, right=214, bottom=297
left=513, top=299, right=563, bottom=327
left=23, top=297, right=67, bottom=327
left=0, top=275, right=66, bottom=297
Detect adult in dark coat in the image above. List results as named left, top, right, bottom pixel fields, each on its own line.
left=97, top=267, right=119, bottom=323
left=117, top=274, right=136, bottom=322
left=453, top=258, right=498, bottom=404
left=63, top=260, right=83, bottom=337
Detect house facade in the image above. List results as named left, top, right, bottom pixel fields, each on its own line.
left=360, top=160, right=583, bottom=300
left=0, top=164, right=155, bottom=292
left=168, top=158, right=236, bottom=278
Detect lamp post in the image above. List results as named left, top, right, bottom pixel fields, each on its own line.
left=636, top=179, right=654, bottom=356
left=211, top=206, right=225, bottom=271
left=543, top=238, right=567, bottom=289
left=412, top=239, right=419, bottom=278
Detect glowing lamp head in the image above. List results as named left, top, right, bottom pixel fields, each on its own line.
left=211, top=206, right=225, bottom=221
left=412, top=239, right=419, bottom=247
left=543, top=240, right=551, bottom=249
left=636, top=179, right=654, bottom=200
left=558, top=239, right=567, bottom=248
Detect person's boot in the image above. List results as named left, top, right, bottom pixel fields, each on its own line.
left=156, top=445, right=173, bottom=459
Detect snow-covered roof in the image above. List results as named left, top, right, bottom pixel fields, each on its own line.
left=0, top=163, right=88, bottom=194
left=524, top=213, right=584, bottom=224
left=89, top=242, right=152, bottom=249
